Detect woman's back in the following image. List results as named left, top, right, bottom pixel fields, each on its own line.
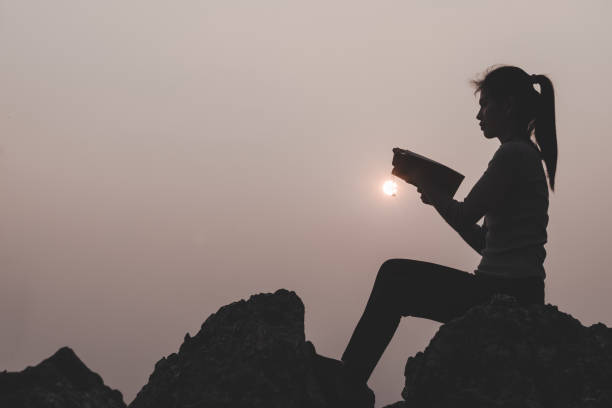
left=477, top=139, right=549, bottom=279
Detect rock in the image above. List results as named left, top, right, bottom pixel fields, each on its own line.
left=130, top=288, right=371, bottom=408
left=386, top=294, right=612, bottom=408
left=0, top=346, right=126, bottom=408
left=9, top=290, right=608, bottom=408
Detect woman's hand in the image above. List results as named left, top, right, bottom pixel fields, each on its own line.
left=417, top=187, right=433, bottom=205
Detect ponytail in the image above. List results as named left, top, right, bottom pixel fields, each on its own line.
left=531, top=74, right=558, bottom=191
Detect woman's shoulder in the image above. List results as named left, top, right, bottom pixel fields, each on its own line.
left=494, top=140, right=541, bottom=160
left=487, top=140, right=542, bottom=175
left=491, top=140, right=546, bottom=185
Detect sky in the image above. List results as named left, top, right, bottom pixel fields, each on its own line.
left=1, top=1, right=611, bottom=406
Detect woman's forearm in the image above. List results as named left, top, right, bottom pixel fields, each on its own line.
left=419, top=184, right=461, bottom=228
left=420, top=183, right=486, bottom=254
left=456, top=224, right=486, bottom=254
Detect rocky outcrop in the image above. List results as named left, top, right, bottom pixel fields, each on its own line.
left=129, top=289, right=344, bottom=408
left=4, top=290, right=611, bottom=408
left=0, top=346, right=126, bottom=408
left=386, top=294, right=612, bottom=408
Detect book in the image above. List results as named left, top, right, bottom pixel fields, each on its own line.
left=391, top=147, right=464, bottom=198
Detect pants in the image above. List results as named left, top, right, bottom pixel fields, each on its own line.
left=340, top=259, right=545, bottom=384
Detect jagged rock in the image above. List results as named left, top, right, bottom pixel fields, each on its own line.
left=383, top=294, right=612, bottom=408
left=0, top=346, right=126, bottom=408
left=130, top=289, right=369, bottom=408
left=12, top=290, right=608, bottom=408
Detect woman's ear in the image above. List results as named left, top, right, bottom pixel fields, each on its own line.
left=503, top=96, right=517, bottom=117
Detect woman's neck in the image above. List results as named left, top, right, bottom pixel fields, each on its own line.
left=498, top=126, right=530, bottom=144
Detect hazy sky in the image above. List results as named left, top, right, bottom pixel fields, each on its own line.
left=1, top=1, right=611, bottom=406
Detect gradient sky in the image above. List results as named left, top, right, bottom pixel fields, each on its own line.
left=1, top=1, right=611, bottom=406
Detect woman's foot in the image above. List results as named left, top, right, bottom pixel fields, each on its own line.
left=310, top=344, right=374, bottom=408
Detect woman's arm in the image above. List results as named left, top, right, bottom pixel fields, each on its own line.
left=417, top=143, right=519, bottom=251
left=419, top=184, right=487, bottom=254
left=456, top=222, right=487, bottom=254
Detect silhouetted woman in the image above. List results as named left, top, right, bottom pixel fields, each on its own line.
left=340, top=65, right=558, bottom=404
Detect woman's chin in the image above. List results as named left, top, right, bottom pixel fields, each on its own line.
left=482, top=130, right=495, bottom=139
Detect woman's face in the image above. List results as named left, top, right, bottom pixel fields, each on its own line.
left=476, top=89, right=509, bottom=140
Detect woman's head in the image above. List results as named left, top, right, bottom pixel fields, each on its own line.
left=472, top=65, right=558, bottom=191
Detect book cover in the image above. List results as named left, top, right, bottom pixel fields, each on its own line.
left=391, top=148, right=465, bottom=198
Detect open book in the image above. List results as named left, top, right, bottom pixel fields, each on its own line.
left=391, top=148, right=464, bottom=198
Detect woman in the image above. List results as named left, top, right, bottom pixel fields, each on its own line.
left=339, top=65, right=558, bottom=405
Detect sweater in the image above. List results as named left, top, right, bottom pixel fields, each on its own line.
left=429, top=139, right=549, bottom=280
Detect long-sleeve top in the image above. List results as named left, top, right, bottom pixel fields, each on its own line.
left=423, top=139, right=549, bottom=279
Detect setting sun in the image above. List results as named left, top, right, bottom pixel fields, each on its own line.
left=382, top=180, right=398, bottom=196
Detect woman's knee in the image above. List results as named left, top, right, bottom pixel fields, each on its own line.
left=377, top=258, right=420, bottom=283
left=373, top=259, right=425, bottom=313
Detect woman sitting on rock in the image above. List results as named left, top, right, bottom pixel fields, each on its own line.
left=338, top=65, right=558, bottom=406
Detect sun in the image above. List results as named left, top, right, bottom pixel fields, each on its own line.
left=382, top=180, right=398, bottom=196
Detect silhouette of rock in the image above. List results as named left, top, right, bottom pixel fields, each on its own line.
left=130, top=288, right=372, bottom=408
left=382, top=294, right=612, bottom=408
left=8, top=291, right=608, bottom=408
left=0, top=346, right=126, bottom=408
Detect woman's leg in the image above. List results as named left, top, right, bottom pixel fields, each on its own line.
left=341, top=259, right=493, bottom=384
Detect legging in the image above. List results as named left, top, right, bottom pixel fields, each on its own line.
left=340, top=259, right=545, bottom=384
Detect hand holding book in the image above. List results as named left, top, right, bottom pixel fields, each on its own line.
left=417, top=186, right=433, bottom=205
left=391, top=147, right=464, bottom=198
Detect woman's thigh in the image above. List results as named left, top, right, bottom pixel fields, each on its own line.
left=375, top=259, right=492, bottom=323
